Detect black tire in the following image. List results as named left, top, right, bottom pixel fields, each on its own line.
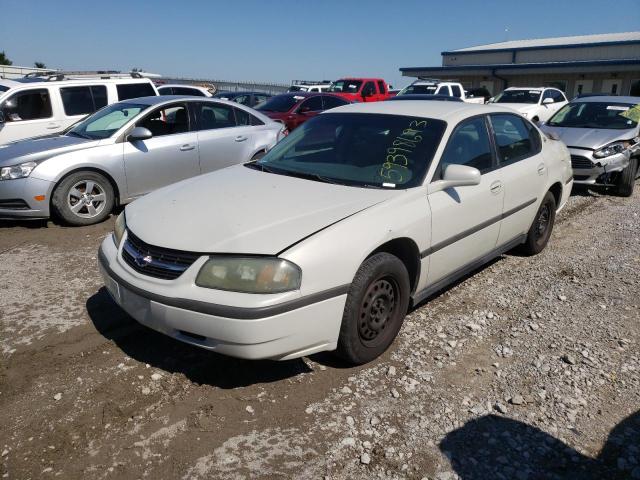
left=614, top=157, right=638, bottom=197
left=336, top=253, right=410, bottom=365
left=51, top=171, right=115, bottom=226
left=519, top=191, right=556, bottom=256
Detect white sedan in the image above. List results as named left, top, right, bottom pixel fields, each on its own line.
left=98, top=101, right=573, bottom=364
left=491, top=87, right=568, bottom=123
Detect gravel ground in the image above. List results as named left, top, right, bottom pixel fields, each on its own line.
left=0, top=186, right=638, bottom=480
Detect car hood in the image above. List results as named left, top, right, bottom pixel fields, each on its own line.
left=540, top=125, right=636, bottom=150
left=125, top=164, right=400, bottom=255
left=0, top=135, right=98, bottom=167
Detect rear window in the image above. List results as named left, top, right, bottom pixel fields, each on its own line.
left=116, top=82, right=156, bottom=101
left=171, top=87, right=205, bottom=97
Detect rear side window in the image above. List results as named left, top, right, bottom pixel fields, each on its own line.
left=299, top=96, right=323, bottom=112
left=157, top=86, right=173, bottom=95
left=172, top=87, right=205, bottom=97
left=322, top=95, right=349, bottom=110
left=362, top=82, right=376, bottom=96
left=437, top=117, right=493, bottom=176
left=490, top=114, right=540, bottom=163
left=1, top=88, right=52, bottom=121
left=116, top=82, right=156, bottom=101
left=195, top=103, right=236, bottom=130
left=436, top=85, right=451, bottom=96
left=377, top=81, right=386, bottom=94
left=234, top=107, right=264, bottom=126
left=451, top=85, right=462, bottom=98
left=60, top=85, right=108, bottom=116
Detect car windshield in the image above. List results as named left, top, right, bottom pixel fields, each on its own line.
left=67, top=102, right=148, bottom=140
left=329, top=80, right=362, bottom=93
left=547, top=102, right=640, bottom=130
left=251, top=113, right=447, bottom=188
left=256, top=95, right=302, bottom=113
left=494, top=90, right=541, bottom=104
left=398, top=84, right=438, bottom=95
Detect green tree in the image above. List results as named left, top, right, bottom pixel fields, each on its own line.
left=0, top=51, right=12, bottom=66
left=34, top=61, right=46, bottom=69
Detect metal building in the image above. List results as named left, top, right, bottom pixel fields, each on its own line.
left=400, top=32, right=640, bottom=98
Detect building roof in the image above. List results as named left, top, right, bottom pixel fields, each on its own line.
left=445, top=31, right=640, bottom=54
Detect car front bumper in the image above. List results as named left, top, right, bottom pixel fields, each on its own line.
left=0, top=177, right=53, bottom=218
left=570, top=149, right=630, bottom=186
left=97, top=236, right=347, bottom=361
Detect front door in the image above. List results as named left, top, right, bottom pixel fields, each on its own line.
left=123, top=102, right=200, bottom=198
left=0, top=87, right=58, bottom=143
left=489, top=113, right=547, bottom=246
left=426, top=116, right=503, bottom=284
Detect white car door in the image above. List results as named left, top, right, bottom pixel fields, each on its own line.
left=489, top=113, right=547, bottom=246
left=426, top=116, right=504, bottom=284
left=123, top=102, right=200, bottom=198
left=193, top=102, right=256, bottom=173
left=0, top=87, right=60, bottom=143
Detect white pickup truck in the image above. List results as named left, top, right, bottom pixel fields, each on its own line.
left=396, top=79, right=485, bottom=104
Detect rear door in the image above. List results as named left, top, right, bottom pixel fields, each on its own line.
left=489, top=113, right=546, bottom=246
left=0, top=87, right=57, bottom=142
left=427, top=116, right=503, bottom=283
left=123, top=102, right=200, bottom=197
left=193, top=101, right=256, bottom=173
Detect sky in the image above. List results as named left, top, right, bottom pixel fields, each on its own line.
left=1, top=0, right=639, bottom=89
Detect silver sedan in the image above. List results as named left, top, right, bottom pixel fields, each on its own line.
left=0, top=96, right=285, bottom=225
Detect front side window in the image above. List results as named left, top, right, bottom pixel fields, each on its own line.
left=548, top=102, right=639, bottom=130
left=436, top=85, right=451, bottom=96
left=68, top=102, right=148, bottom=140
left=299, top=96, right=323, bottom=112
left=196, top=103, right=236, bottom=130
left=490, top=114, right=539, bottom=163
left=1, top=89, right=52, bottom=121
left=362, top=82, right=376, bottom=96
left=437, top=117, right=493, bottom=176
left=328, top=80, right=363, bottom=93
left=254, top=113, right=447, bottom=188
left=157, top=86, right=173, bottom=95
left=137, top=103, right=190, bottom=136
left=116, top=82, right=156, bottom=101
left=494, top=90, right=541, bottom=104
left=60, top=85, right=108, bottom=116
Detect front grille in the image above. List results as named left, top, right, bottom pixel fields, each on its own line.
left=570, top=155, right=594, bottom=170
left=121, top=230, right=202, bottom=280
left=0, top=199, right=30, bottom=210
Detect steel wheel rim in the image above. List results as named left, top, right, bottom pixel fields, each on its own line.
left=67, top=180, right=106, bottom=218
left=358, top=277, right=398, bottom=346
left=535, top=203, right=551, bottom=239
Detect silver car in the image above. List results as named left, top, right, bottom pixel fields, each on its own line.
left=0, top=96, right=285, bottom=225
left=541, top=96, right=640, bottom=196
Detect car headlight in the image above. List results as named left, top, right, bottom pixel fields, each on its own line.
left=594, top=141, right=629, bottom=159
left=196, top=256, right=301, bottom=294
left=0, top=161, right=37, bottom=180
left=113, top=212, right=126, bottom=246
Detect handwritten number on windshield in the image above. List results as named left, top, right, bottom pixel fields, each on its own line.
left=380, top=120, right=428, bottom=184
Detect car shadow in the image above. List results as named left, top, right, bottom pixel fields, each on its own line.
left=86, top=288, right=312, bottom=389
left=0, top=218, right=50, bottom=229
left=439, top=411, right=640, bottom=479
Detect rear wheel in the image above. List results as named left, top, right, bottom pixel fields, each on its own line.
left=519, top=191, right=556, bottom=256
left=336, top=253, right=410, bottom=365
left=51, top=171, right=114, bottom=226
left=614, top=157, right=638, bottom=197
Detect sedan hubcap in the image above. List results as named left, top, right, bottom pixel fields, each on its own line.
left=359, top=278, right=397, bottom=344
left=68, top=180, right=106, bottom=218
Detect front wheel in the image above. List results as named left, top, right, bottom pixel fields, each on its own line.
left=519, top=191, right=556, bottom=256
left=614, top=157, right=638, bottom=197
left=336, top=253, right=410, bottom=365
left=51, top=171, right=115, bottom=226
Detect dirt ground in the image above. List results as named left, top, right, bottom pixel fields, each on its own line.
left=1, top=186, right=639, bottom=480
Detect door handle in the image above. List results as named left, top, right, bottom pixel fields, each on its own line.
left=537, top=163, right=546, bottom=175
left=235, top=136, right=248, bottom=142
left=179, top=144, right=195, bottom=151
left=46, top=123, right=61, bottom=130
left=490, top=181, right=503, bottom=194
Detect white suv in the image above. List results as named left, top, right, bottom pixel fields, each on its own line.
left=0, top=72, right=158, bottom=144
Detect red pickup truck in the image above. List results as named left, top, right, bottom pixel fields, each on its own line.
left=327, top=77, right=391, bottom=102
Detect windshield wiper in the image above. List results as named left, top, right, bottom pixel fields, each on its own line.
left=246, top=163, right=347, bottom=185
left=66, top=131, right=91, bottom=139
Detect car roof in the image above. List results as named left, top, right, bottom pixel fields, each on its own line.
left=388, top=94, right=463, bottom=102
left=571, top=95, right=640, bottom=104
left=505, top=87, right=550, bottom=91
left=158, top=84, right=207, bottom=89
left=6, top=77, right=152, bottom=86
left=327, top=100, right=517, bottom=122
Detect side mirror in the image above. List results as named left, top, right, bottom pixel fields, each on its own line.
left=429, top=164, right=481, bottom=194
left=128, top=127, right=152, bottom=141
left=542, top=98, right=554, bottom=105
